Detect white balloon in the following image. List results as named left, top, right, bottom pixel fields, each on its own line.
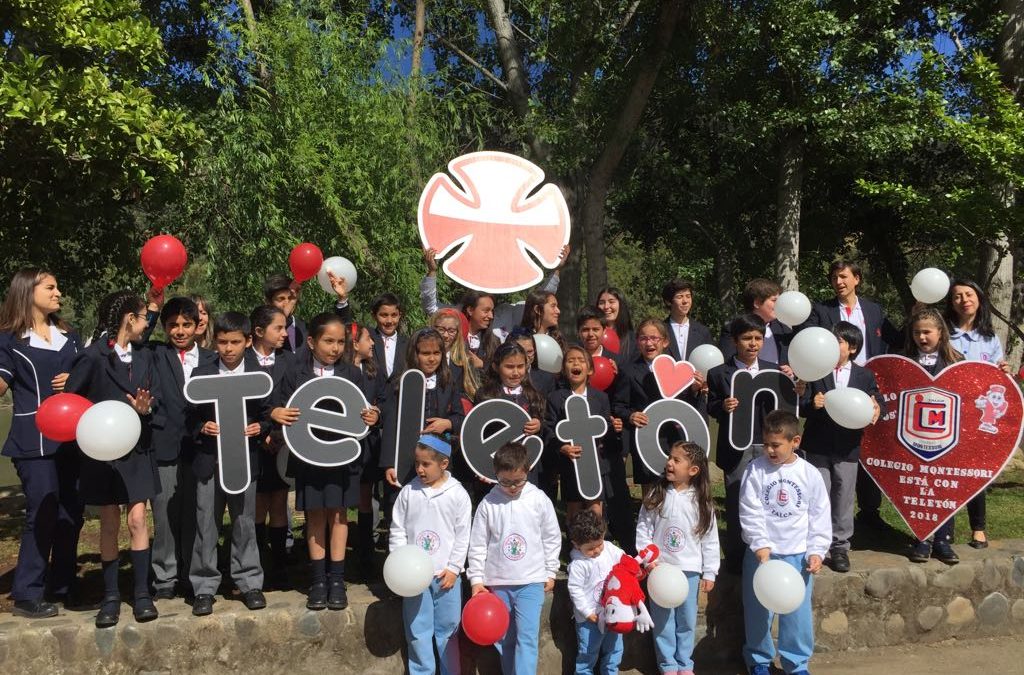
left=383, top=544, right=435, bottom=597
left=75, top=401, right=141, bottom=461
left=824, top=388, right=875, bottom=429
left=646, top=564, right=690, bottom=609
left=275, top=445, right=295, bottom=488
left=910, top=268, right=950, bottom=304
left=317, top=256, right=358, bottom=295
left=689, top=344, right=725, bottom=376
left=788, top=328, right=840, bottom=382
left=775, top=291, right=812, bottom=327
left=533, top=333, right=563, bottom=374
left=752, top=559, right=806, bottom=614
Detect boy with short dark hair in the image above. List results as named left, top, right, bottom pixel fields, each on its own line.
left=369, top=292, right=407, bottom=383
left=661, top=278, right=714, bottom=361
left=188, top=312, right=269, bottom=616
left=264, top=274, right=351, bottom=353
left=567, top=510, right=625, bottom=675
left=144, top=296, right=217, bottom=599
left=799, top=321, right=884, bottom=572
left=467, top=442, right=561, bottom=675
left=721, top=278, right=791, bottom=365
left=739, top=410, right=830, bottom=675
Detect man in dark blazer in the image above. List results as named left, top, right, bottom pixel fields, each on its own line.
left=719, top=278, right=793, bottom=366
left=264, top=273, right=353, bottom=354
left=662, top=278, right=715, bottom=361
left=803, top=259, right=902, bottom=529
left=144, top=297, right=218, bottom=599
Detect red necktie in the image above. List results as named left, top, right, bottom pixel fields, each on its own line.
left=844, top=306, right=853, bottom=318
left=179, top=350, right=186, bottom=364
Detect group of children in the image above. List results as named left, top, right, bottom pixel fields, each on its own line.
left=3, top=255, right=1011, bottom=675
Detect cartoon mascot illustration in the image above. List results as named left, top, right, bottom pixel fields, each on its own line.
left=975, top=384, right=1008, bottom=434
left=597, top=544, right=659, bottom=634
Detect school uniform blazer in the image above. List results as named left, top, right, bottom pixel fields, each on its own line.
left=664, top=317, right=715, bottom=362
left=372, top=328, right=408, bottom=385
left=543, top=386, right=614, bottom=458
left=530, top=368, right=559, bottom=399
left=0, top=329, right=82, bottom=458
left=805, top=297, right=902, bottom=359
left=189, top=352, right=272, bottom=482
left=144, top=341, right=218, bottom=464
left=283, top=315, right=307, bottom=354
left=65, top=339, right=164, bottom=451
left=718, top=319, right=792, bottom=364
left=379, top=369, right=465, bottom=468
left=799, top=364, right=885, bottom=461
left=706, top=358, right=777, bottom=474
left=613, top=356, right=700, bottom=460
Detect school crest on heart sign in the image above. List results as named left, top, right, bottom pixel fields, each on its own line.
left=861, top=355, right=1023, bottom=540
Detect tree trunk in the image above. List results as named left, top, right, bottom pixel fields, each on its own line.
left=579, top=0, right=686, bottom=297
left=411, top=0, right=426, bottom=81
left=980, top=231, right=1014, bottom=357
left=1008, top=237, right=1024, bottom=366
left=774, top=128, right=804, bottom=291
left=239, top=0, right=269, bottom=84
left=556, top=179, right=585, bottom=337
left=714, top=240, right=737, bottom=319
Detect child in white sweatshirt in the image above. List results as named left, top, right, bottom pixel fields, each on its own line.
left=566, top=510, right=625, bottom=675
left=390, top=435, right=472, bottom=675
left=636, top=442, right=720, bottom=675
left=468, top=442, right=561, bottom=675
left=739, top=411, right=831, bottom=675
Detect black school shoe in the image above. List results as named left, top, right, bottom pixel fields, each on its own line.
left=152, top=587, right=176, bottom=601
left=95, top=595, right=121, bottom=628
left=932, top=540, right=960, bottom=565
left=192, top=594, right=215, bottom=616
left=909, top=540, right=932, bottom=563
left=133, top=596, right=159, bottom=622
left=242, top=589, right=266, bottom=611
left=13, top=599, right=58, bottom=619
left=829, top=550, right=851, bottom=573
left=307, top=582, right=328, bottom=611
left=327, top=581, right=348, bottom=611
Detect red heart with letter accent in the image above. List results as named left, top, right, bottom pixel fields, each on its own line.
left=651, top=354, right=696, bottom=400
left=861, top=355, right=1023, bottom=540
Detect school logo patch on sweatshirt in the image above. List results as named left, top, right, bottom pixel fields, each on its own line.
left=502, top=533, right=527, bottom=561
left=663, top=527, right=685, bottom=553
left=761, top=478, right=804, bottom=519
left=416, top=530, right=441, bottom=555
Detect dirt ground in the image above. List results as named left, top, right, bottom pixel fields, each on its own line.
left=809, top=636, right=1023, bottom=674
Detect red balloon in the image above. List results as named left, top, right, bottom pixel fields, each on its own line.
left=36, top=393, right=93, bottom=443
left=289, top=243, right=324, bottom=283
left=1018, top=365, right=1024, bottom=381
left=140, top=235, right=188, bottom=290
left=462, top=592, right=510, bottom=646
left=601, top=328, right=621, bottom=354
left=591, top=356, right=616, bottom=391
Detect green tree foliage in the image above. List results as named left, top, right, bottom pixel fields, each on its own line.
left=0, top=0, right=201, bottom=303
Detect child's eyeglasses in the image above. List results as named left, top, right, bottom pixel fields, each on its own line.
left=435, top=327, right=459, bottom=336
left=497, top=477, right=528, bottom=488
left=637, top=336, right=662, bottom=343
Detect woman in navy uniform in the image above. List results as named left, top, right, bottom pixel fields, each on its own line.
left=65, top=290, right=162, bottom=627
left=0, top=269, right=84, bottom=619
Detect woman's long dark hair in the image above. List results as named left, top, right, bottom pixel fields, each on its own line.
left=943, top=278, right=996, bottom=339
left=594, top=286, right=633, bottom=340
left=0, top=268, right=70, bottom=335
left=642, top=442, right=715, bottom=538
left=94, top=291, right=145, bottom=342
left=343, top=322, right=378, bottom=379
left=476, top=341, right=546, bottom=419
left=460, top=290, right=500, bottom=362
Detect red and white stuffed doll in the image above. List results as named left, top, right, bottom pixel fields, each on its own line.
left=597, top=544, right=659, bottom=634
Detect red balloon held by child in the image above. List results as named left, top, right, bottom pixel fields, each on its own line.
left=289, top=243, right=324, bottom=283
left=140, top=235, right=188, bottom=290
left=601, top=327, right=620, bottom=354
left=36, top=393, right=93, bottom=443
left=591, top=355, right=616, bottom=391
left=461, top=592, right=510, bottom=645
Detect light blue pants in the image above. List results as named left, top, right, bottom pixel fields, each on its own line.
left=492, top=583, right=544, bottom=675
left=574, top=618, right=623, bottom=674
left=648, top=570, right=701, bottom=673
left=403, top=576, right=462, bottom=675
left=742, top=549, right=814, bottom=673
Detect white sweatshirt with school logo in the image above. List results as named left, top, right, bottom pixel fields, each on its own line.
left=467, top=482, right=561, bottom=587
left=739, top=455, right=832, bottom=558
left=389, top=472, right=473, bottom=575
left=567, top=541, right=625, bottom=623
left=636, top=486, right=721, bottom=580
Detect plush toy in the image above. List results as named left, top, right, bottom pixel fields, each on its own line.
left=597, top=544, right=659, bottom=634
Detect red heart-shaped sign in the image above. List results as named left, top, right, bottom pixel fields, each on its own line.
left=862, top=355, right=1023, bottom=540
left=651, top=354, right=696, bottom=399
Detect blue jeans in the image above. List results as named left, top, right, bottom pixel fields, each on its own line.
left=742, top=549, right=814, bottom=673
left=574, top=618, right=623, bottom=674
left=492, top=583, right=545, bottom=675
left=403, top=576, right=462, bottom=675
left=648, top=570, right=701, bottom=672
